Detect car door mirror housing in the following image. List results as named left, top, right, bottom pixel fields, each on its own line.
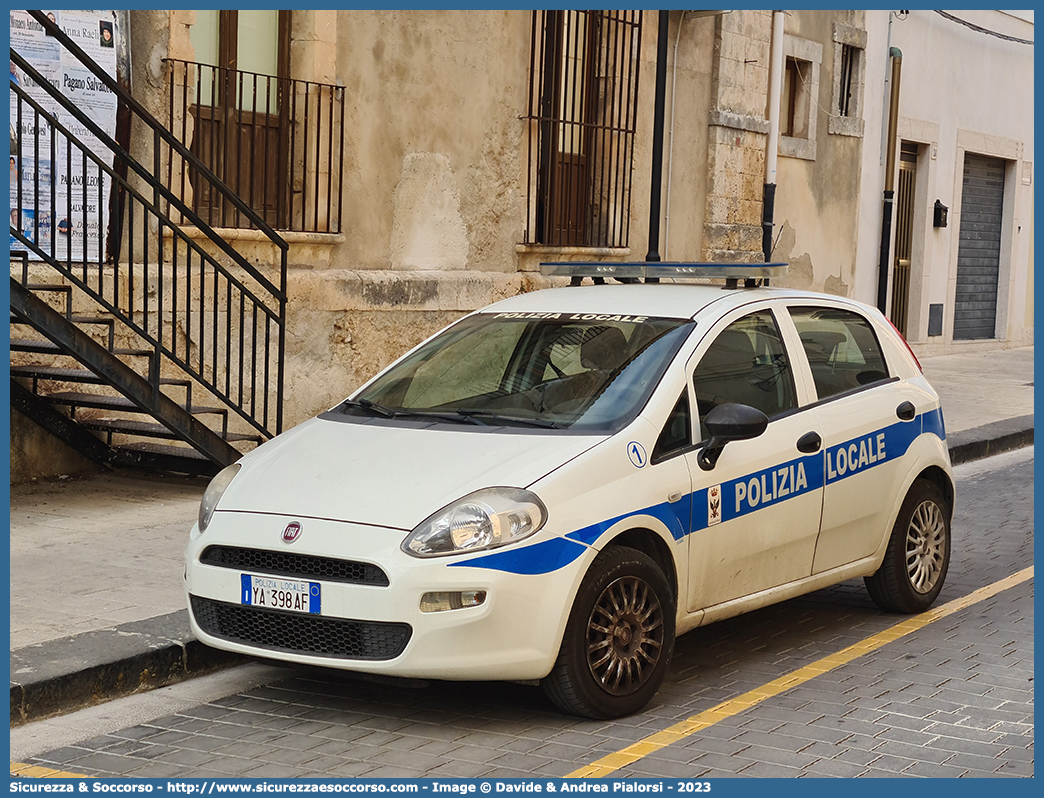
left=698, top=403, right=769, bottom=471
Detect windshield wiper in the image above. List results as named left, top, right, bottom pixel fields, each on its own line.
left=342, top=398, right=399, bottom=417
left=341, top=400, right=483, bottom=425
left=455, top=408, right=560, bottom=429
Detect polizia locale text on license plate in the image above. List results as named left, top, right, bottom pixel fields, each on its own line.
left=241, top=574, right=321, bottom=614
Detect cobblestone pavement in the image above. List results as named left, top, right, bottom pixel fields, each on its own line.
left=15, top=449, right=1033, bottom=779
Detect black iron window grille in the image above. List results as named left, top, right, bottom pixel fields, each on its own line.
left=524, top=10, right=643, bottom=249
left=838, top=44, right=856, bottom=117
left=165, top=59, right=344, bottom=234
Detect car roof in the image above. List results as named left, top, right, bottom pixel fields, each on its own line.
left=480, top=283, right=861, bottom=321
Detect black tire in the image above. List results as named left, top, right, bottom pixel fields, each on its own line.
left=865, top=479, right=951, bottom=613
left=542, top=546, right=675, bottom=719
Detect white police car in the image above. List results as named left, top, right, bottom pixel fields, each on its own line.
left=185, top=262, right=953, bottom=719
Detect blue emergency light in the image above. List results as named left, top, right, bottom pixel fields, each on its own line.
left=540, top=261, right=789, bottom=287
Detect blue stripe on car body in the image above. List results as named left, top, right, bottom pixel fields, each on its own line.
left=446, top=536, right=588, bottom=574
left=453, top=410, right=945, bottom=575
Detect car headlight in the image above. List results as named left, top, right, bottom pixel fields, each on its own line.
left=402, top=487, right=547, bottom=557
left=198, top=463, right=241, bottom=533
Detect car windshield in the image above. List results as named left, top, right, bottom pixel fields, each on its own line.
left=342, top=312, right=694, bottom=432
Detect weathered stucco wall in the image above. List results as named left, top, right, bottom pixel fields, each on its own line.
left=770, top=10, right=865, bottom=295
left=336, top=10, right=528, bottom=276
left=10, top=408, right=100, bottom=484
left=660, top=12, right=717, bottom=262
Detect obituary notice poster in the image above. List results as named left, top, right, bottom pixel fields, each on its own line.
left=9, top=9, right=119, bottom=262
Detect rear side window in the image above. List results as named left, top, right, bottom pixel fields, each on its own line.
left=789, top=306, right=890, bottom=400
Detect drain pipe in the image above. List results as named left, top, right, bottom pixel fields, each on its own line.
left=762, top=10, right=784, bottom=262
left=646, top=9, right=671, bottom=268
left=663, top=14, right=685, bottom=260
left=876, top=47, right=902, bottom=313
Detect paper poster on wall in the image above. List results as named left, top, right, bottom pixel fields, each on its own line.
left=9, top=9, right=118, bottom=263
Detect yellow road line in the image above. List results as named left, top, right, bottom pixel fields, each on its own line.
left=11, top=762, right=91, bottom=779
left=568, top=567, right=1034, bottom=778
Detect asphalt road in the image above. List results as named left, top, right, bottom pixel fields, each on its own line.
left=11, top=447, right=1034, bottom=779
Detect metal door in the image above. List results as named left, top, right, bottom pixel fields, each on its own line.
left=954, top=154, right=1006, bottom=339
left=890, top=143, right=918, bottom=336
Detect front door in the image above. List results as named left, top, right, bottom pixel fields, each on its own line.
left=188, top=10, right=290, bottom=228
left=953, top=154, right=1006, bottom=340
left=683, top=307, right=824, bottom=612
left=890, top=142, right=918, bottom=337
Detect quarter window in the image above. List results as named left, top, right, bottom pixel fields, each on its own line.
left=789, top=307, right=890, bottom=400
left=692, top=311, right=797, bottom=440
left=653, top=391, right=691, bottom=460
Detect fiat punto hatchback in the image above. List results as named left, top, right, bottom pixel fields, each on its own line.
left=185, top=263, right=953, bottom=718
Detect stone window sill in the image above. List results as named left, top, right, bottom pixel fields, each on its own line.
left=779, top=135, right=817, bottom=161
left=171, top=227, right=346, bottom=246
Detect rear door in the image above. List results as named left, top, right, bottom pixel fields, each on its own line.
left=786, top=303, right=922, bottom=573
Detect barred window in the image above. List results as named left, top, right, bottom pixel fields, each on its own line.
left=524, top=10, right=643, bottom=248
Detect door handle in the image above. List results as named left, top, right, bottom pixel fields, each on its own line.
left=896, top=401, right=916, bottom=421
left=796, top=431, right=822, bottom=453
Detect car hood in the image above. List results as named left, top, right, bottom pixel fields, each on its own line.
left=217, top=416, right=603, bottom=530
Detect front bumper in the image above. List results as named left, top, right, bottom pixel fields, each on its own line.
left=185, top=510, right=588, bottom=681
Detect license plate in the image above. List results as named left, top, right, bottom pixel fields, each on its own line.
left=241, top=574, right=321, bottom=614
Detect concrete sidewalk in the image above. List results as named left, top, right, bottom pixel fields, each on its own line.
left=9, top=346, right=1034, bottom=725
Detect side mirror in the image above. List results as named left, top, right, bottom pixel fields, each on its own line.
left=697, top=403, right=769, bottom=471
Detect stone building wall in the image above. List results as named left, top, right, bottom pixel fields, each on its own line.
left=702, top=10, right=772, bottom=263
left=768, top=10, right=867, bottom=296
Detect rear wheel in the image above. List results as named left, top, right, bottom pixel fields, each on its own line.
left=542, top=546, right=675, bottom=719
left=865, top=479, right=951, bottom=613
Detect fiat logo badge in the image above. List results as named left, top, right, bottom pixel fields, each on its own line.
left=282, top=521, right=302, bottom=543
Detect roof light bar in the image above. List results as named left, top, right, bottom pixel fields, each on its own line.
left=539, top=261, right=789, bottom=280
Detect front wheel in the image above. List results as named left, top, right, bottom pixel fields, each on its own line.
left=542, top=546, right=675, bottom=719
left=865, top=479, right=951, bottom=613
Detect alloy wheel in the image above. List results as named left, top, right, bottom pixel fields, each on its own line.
left=905, top=499, right=947, bottom=594
left=585, top=575, right=664, bottom=696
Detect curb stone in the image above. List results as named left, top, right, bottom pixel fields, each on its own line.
left=9, top=610, right=245, bottom=726
left=946, top=414, right=1034, bottom=465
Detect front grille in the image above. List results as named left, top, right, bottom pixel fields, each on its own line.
left=200, top=545, right=389, bottom=586
left=190, top=595, right=411, bottom=660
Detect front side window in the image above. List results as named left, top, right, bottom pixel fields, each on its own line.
left=789, top=306, right=890, bottom=400
left=349, top=313, right=694, bottom=433
left=692, top=311, right=797, bottom=440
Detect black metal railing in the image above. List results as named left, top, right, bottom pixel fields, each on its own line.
left=10, top=10, right=287, bottom=439
left=164, top=59, right=345, bottom=234
left=524, top=10, right=643, bottom=249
